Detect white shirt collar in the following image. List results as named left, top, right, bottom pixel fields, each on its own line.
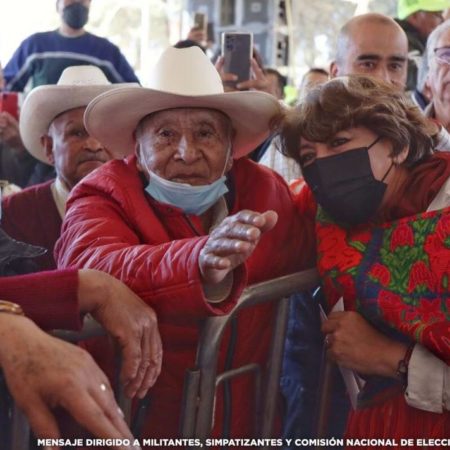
left=50, top=177, right=70, bottom=219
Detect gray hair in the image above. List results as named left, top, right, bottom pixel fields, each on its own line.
left=426, top=20, right=450, bottom=66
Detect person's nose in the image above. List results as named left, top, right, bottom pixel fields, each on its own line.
left=84, top=135, right=105, bottom=152
left=315, top=142, right=330, bottom=159
left=373, top=65, right=391, bottom=85
left=175, top=135, right=201, bottom=163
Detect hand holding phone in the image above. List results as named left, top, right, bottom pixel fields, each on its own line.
left=0, top=95, right=25, bottom=151
left=193, top=12, right=207, bottom=34
left=0, top=93, right=19, bottom=121
left=221, top=32, right=253, bottom=89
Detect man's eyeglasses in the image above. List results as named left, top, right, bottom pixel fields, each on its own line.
left=434, top=47, right=450, bottom=65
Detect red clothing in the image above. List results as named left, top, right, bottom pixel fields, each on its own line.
left=295, top=152, right=450, bottom=444
left=0, top=269, right=80, bottom=330
left=56, top=156, right=314, bottom=440
left=383, top=152, right=450, bottom=221
left=1, top=179, right=61, bottom=271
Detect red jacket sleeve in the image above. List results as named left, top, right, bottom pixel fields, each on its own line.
left=55, top=167, right=242, bottom=320
left=0, top=269, right=81, bottom=330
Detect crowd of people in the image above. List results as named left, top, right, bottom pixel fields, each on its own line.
left=0, top=0, right=448, bottom=449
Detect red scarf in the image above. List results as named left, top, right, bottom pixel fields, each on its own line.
left=385, top=152, right=450, bottom=220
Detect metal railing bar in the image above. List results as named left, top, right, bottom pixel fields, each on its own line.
left=215, top=363, right=261, bottom=386
left=192, top=269, right=320, bottom=439
left=260, top=296, right=290, bottom=442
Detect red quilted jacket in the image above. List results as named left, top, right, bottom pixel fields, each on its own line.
left=55, top=155, right=314, bottom=441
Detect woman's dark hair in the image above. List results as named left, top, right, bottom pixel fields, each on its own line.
left=279, top=75, right=437, bottom=167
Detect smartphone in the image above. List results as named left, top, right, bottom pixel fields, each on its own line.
left=0, top=92, right=19, bottom=120
left=207, top=22, right=215, bottom=43
left=194, top=12, right=207, bottom=34
left=221, top=32, right=253, bottom=88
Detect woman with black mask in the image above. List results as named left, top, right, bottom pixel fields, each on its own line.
left=279, top=75, right=449, bottom=443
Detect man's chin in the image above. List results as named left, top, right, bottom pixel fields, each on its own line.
left=77, top=161, right=105, bottom=178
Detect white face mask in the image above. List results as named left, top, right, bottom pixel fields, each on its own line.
left=142, top=144, right=231, bottom=215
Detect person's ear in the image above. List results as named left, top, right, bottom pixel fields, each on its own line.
left=393, top=146, right=409, bottom=165
left=330, top=61, right=339, bottom=78
left=423, top=75, right=433, bottom=102
left=225, top=153, right=233, bottom=172
left=135, top=143, right=142, bottom=169
left=407, top=11, right=421, bottom=29
left=135, top=142, right=146, bottom=173
left=41, top=135, right=55, bottom=165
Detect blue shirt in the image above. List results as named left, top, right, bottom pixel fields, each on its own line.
left=4, top=30, right=139, bottom=91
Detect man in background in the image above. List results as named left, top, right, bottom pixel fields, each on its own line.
left=423, top=20, right=450, bottom=140
left=0, top=63, right=34, bottom=187
left=1, top=66, right=134, bottom=271
left=395, top=0, right=448, bottom=90
left=331, top=13, right=409, bottom=89
left=3, top=0, right=139, bottom=185
left=4, top=0, right=138, bottom=91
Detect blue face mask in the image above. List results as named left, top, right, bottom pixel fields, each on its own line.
left=144, top=170, right=229, bottom=215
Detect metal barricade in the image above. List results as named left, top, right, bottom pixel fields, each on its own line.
left=180, top=268, right=320, bottom=445
left=6, top=316, right=132, bottom=450
left=4, top=268, right=322, bottom=448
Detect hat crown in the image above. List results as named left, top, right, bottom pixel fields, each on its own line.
left=148, top=47, right=224, bottom=96
left=57, top=65, right=111, bottom=86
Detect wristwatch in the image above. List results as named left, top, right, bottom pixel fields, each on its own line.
left=0, top=300, right=25, bottom=316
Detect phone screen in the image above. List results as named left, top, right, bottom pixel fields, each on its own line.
left=221, top=32, right=253, bottom=88
left=0, top=93, right=19, bottom=120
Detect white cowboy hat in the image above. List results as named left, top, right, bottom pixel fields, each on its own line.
left=19, top=65, right=136, bottom=163
left=84, top=46, right=281, bottom=159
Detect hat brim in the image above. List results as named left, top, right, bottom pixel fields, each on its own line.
left=84, top=87, right=281, bottom=159
left=20, top=84, right=131, bottom=163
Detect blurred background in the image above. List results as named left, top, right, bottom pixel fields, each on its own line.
left=0, top=0, right=397, bottom=86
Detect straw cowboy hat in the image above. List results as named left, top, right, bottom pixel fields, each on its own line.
left=84, top=46, right=282, bottom=159
left=20, top=65, right=135, bottom=163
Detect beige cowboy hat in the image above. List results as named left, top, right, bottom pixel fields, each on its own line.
left=84, top=46, right=281, bottom=159
left=20, top=65, right=136, bottom=163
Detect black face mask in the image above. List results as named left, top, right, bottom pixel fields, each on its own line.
left=62, top=3, right=89, bottom=30
left=303, top=137, right=394, bottom=226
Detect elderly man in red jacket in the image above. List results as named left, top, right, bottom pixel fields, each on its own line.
left=1, top=65, right=135, bottom=271
left=56, top=46, right=314, bottom=440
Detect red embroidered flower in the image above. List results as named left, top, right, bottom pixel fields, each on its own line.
left=424, top=234, right=444, bottom=254
left=350, top=228, right=371, bottom=244
left=378, top=289, right=407, bottom=323
left=390, top=222, right=414, bottom=252
left=424, top=215, right=450, bottom=289
left=422, top=325, right=450, bottom=364
left=368, top=262, right=391, bottom=286
left=435, top=214, right=450, bottom=241
left=408, top=260, right=436, bottom=293
left=414, top=298, right=446, bottom=323
left=317, top=224, right=363, bottom=273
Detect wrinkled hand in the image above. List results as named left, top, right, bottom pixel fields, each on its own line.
left=0, top=112, right=26, bottom=151
left=0, top=315, right=139, bottom=450
left=187, top=27, right=206, bottom=45
left=215, top=57, right=275, bottom=96
left=78, top=269, right=162, bottom=399
left=199, top=210, right=278, bottom=284
left=215, top=56, right=239, bottom=92
left=322, top=311, right=407, bottom=377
